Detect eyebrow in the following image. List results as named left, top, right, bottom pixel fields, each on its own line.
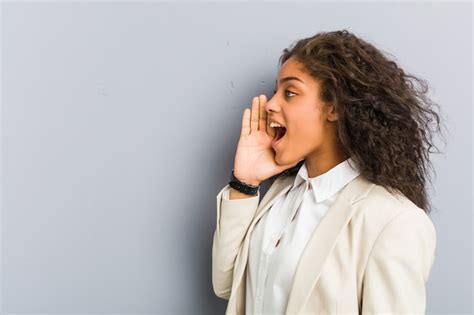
left=275, top=76, right=305, bottom=86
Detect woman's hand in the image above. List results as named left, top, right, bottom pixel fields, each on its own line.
left=233, top=95, right=303, bottom=186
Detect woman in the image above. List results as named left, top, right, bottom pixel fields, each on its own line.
left=212, top=30, right=445, bottom=314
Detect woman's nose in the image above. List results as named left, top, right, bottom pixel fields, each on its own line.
left=265, top=96, right=278, bottom=113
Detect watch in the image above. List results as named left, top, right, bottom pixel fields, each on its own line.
left=229, top=169, right=260, bottom=196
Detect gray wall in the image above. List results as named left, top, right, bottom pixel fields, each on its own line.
left=1, top=2, right=472, bottom=314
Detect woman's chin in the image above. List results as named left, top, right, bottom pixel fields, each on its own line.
left=274, top=154, right=289, bottom=166
left=275, top=153, right=304, bottom=167
left=274, top=153, right=283, bottom=165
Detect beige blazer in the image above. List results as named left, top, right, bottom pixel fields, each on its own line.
left=212, top=174, right=436, bottom=314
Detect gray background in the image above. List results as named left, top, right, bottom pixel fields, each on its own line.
left=1, top=1, right=472, bottom=314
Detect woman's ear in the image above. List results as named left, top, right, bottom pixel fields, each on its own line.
left=326, top=103, right=339, bottom=122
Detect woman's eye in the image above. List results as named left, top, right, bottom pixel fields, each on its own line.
left=273, top=89, right=296, bottom=97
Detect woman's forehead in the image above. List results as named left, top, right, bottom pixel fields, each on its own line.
left=277, top=58, right=314, bottom=86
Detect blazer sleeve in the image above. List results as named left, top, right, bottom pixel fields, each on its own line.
left=212, top=184, right=260, bottom=300
left=360, top=208, right=437, bottom=314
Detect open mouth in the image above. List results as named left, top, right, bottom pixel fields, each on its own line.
left=275, top=127, right=287, bottom=141
left=272, top=126, right=287, bottom=147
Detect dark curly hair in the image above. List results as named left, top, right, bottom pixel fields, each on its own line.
left=271, top=30, right=448, bottom=214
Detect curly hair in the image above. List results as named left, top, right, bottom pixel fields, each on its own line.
left=272, top=30, right=447, bottom=214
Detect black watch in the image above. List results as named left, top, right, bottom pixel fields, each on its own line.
left=229, top=169, right=260, bottom=196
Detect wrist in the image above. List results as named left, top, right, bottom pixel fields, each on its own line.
left=233, top=173, right=260, bottom=187
left=229, top=169, right=260, bottom=196
left=238, top=179, right=261, bottom=187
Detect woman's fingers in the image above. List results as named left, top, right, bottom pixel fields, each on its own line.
left=250, top=96, right=259, bottom=133
left=259, top=95, right=267, bottom=132
left=242, top=95, right=268, bottom=137
left=241, top=108, right=250, bottom=137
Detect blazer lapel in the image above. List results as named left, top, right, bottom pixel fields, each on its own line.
left=285, top=175, right=374, bottom=313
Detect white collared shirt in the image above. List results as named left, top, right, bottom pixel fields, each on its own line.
left=224, top=157, right=360, bottom=314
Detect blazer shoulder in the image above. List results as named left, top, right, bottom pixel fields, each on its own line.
left=352, top=182, right=434, bottom=236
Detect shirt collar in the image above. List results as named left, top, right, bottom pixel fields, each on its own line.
left=291, top=157, right=361, bottom=203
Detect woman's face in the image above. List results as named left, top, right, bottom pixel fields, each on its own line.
left=265, top=57, right=339, bottom=166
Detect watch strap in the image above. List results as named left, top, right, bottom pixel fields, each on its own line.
left=228, top=169, right=260, bottom=196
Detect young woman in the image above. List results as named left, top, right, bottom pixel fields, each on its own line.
left=212, top=30, right=445, bottom=314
